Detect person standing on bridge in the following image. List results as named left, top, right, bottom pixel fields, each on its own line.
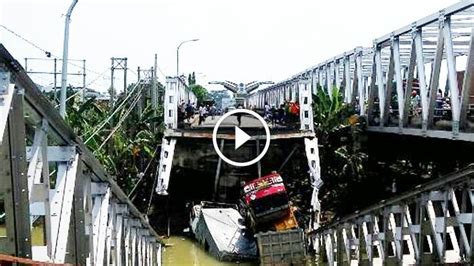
left=199, top=105, right=207, bottom=125
left=185, top=101, right=194, bottom=121
left=277, top=104, right=285, bottom=124
left=264, top=102, right=271, bottom=120
left=210, top=104, right=217, bottom=120
left=236, top=105, right=243, bottom=126
left=289, top=101, right=299, bottom=125
left=410, top=90, right=421, bottom=118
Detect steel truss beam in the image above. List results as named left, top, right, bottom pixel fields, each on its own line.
left=0, top=45, right=162, bottom=265
left=312, top=165, right=474, bottom=265
left=250, top=1, right=474, bottom=141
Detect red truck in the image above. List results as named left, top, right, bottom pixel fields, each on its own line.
left=241, top=172, right=305, bottom=265
left=241, top=172, right=291, bottom=229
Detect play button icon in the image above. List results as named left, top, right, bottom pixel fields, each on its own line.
left=235, top=126, right=251, bottom=150
left=212, top=109, right=271, bottom=167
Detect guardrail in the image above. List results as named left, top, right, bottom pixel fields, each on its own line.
left=311, top=164, right=474, bottom=265
left=0, top=44, right=162, bottom=265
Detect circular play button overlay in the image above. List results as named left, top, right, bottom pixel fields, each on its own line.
left=212, top=109, right=270, bottom=167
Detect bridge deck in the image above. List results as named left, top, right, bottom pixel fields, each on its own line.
left=168, top=114, right=314, bottom=139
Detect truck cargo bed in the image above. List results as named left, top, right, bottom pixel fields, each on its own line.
left=256, top=228, right=306, bottom=265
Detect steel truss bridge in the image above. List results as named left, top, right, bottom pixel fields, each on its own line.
left=246, top=1, right=474, bottom=264
left=248, top=1, right=474, bottom=142
left=0, top=45, right=162, bottom=265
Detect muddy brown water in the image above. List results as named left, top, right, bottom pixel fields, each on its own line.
left=162, top=235, right=321, bottom=265
left=162, top=236, right=258, bottom=266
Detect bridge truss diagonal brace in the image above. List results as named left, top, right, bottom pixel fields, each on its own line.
left=156, top=137, right=177, bottom=195
left=50, top=153, right=80, bottom=263
left=0, top=71, right=14, bottom=145
left=26, top=126, right=79, bottom=262
left=91, top=183, right=111, bottom=266
left=304, top=137, right=322, bottom=232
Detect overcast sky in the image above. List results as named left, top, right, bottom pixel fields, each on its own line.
left=1, top=0, right=456, bottom=92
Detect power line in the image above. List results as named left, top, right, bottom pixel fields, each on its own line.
left=1, top=24, right=172, bottom=88
left=83, top=82, right=141, bottom=143
left=128, top=145, right=160, bottom=198
left=55, top=67, right=111, bottom=107
left=0, top=24, right=111, bottom=78
left=94, top=85, right=144, bottom=151
left=0, top=24, right=51, bottom=56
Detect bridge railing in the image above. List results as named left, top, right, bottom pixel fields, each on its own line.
left=0, top=44, right=162, bottom=265
left=366, top=1, right=474, bottom=141
left=312, top=164, right=474, bottom=265
left=247, top=79, right=314, bottom=132
left=252, top=0, right=474, bottom=141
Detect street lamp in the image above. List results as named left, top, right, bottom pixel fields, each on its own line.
left=59, top=0, right=78, bottom=118
left=176, top=38, right=199, bottom=77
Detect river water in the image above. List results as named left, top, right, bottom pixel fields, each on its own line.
left=162, top=236, right=258, bottom=266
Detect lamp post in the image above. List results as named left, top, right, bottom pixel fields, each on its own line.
left=59, top=0, right=78, bottom=118
left=176, top=38, right=199, bottom=77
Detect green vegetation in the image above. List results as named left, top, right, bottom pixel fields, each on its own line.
left=282, top=86, right=365, bottom=225
left=188, top=72, right=209, bottom=103
left=189, top=84, right=209, bottom=103
left=312, top=86, right=368, bottom=220
left=47, top=85, right=164, bottom=204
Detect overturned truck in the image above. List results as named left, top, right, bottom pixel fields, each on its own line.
left=190, top=172, right=307, bottom=264
left=241, top=172, right=306, bottom=265
left=189, top=201, right=257, bottom=261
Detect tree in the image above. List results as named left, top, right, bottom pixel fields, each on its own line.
left=311, top=86, right=370, bottom=221
left=61, top=83, right=164, bottom=208
left=189, top=84, right=208, bottom=103
left=208, top=90, right=230, bottom=108
left=188, top=72, right=196, bottom=85
left=187, top=71, right=208, bottom=103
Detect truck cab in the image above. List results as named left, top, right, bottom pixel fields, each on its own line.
left=242, top=172, right=290, bottom=226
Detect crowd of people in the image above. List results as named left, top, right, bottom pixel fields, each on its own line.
left=408, top=89, right=452, bottom=120
left=381, top=89, right=454, bottom=126
left=177, top=101, right=220, bottom=128
left=176, top=99, right=301, bottom=128
left=251, top=101, right=300, bottom=126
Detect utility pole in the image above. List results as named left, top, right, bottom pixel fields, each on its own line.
left=53, top=58, right=57, bottom=102
left=82, top=59, right=86, bottom=101
left=137, top=66, right=143, bottom=116
left=151, top=54, right=158, bottom=115
left=24, top=57, right=84, bottom=105
left=110, top=58, right=114, bottom=105
left=59, top=0, right=78, bottom=118
left=110, top=57, right=128, bottom=105
left=124, top=59, right=128, bottom=95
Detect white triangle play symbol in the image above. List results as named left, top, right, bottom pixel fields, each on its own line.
left=235, top=126, right=251, bottom=150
